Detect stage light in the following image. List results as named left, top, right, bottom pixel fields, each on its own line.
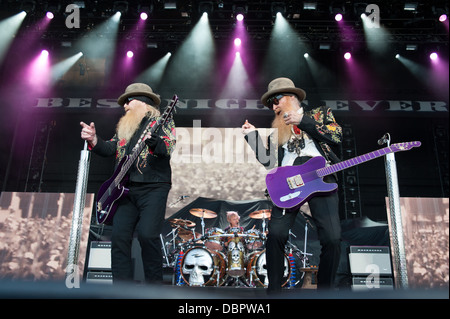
left=344, top=52, right=351, bottom=59
left=335, top=13, right=343, bottom=21
left=113, top=1, right=129, bottom=15
left=46, top=12, right=54, bottom=19
left=304, top=53, right=309, bottom=58
left=319, top=43, right=331, bottom=50
left=395, top=54, right=400, bottom=59
left=164, top=1, right=177, bottom=9
left=439, top=14, right=447, bottom=22
left=140, top=12, right=148, bottom=20
left=198, top=1, right=213, bottom=15
left=41, top=49, right=49, bottom=57
left=303, top=2, right=317, bottom=10
left=271, top=2, right=286, bottom=18
left=127, top=50, right=134, bottom=58
left=233, top=3, right=248, bottom=20
left=236, top=13, right=244, bottom=21
left=404, top=3, right=418, bottom=11
left=234, top=38, right=241, bottom=47
left=430, top=52, right=438, bottom=60
left=20, top=0, right=35, bottom=13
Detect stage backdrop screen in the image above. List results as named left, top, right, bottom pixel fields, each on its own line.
left=165, top=127, right=274, bottom=217
left=0, top=192, right=93, bottom=281
left=386, top=197, right=449, bottom=289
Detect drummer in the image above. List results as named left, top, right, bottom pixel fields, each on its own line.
left=224, top=211, right=244, bottom=233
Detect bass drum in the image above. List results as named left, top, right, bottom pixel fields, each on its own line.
left=180, top=247, right=227, bottom=286
left=245, top=249, right=291, bottom=288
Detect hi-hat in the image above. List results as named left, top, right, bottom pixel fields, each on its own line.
left=169, top=218, right=196, bottom=228
left=249, top=209, right=271, bottom=219
left=189, top=208, right=217, bottom=219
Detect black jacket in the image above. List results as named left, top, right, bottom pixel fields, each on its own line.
left=245, top=105, right=342, bottom=169
left=92, top=115, right=176, bottom=184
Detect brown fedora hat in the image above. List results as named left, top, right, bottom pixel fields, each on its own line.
left=260, top=77, right=306, bottom=107
left=117, top=83, right=161, bottom=107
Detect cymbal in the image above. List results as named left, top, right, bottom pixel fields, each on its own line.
left=189, top=208, right=217, bottom=219
left=169, top=218, right=196, bottom=228
left=249, top=209, right=271, bottom=219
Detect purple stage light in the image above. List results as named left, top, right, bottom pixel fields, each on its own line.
left=430, top=52, right=438, bottom=61
left=236, top=13, right=244, bottom=21
left=234, top=38, right=241, bottom=47
left=46, top=12, right=54, bottom=19
left=127, top=50, right=134, bottom=58
left=41, top=49, right=49, bottom=57
left=344, top=52, right=351, bottom=60
left=140, top=12, right=148, bottom=20
left=439, top=14, right=447, bottom=22
left=335, top=13, right=343, bottom=22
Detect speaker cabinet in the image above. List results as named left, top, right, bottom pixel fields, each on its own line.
left=86, top=271, right=113, bottom=284
left=348, top=246, right=393, bottom=290
left=349, top=246, right=392, bottom=276
left=87, top=241, right=111, bottom=270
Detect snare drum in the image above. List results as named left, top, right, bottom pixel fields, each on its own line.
left=205, top=227, right=224, bottom=251
left=245, top=249, right=291, bottom=288
left=180, top=247, right=227, bottom=286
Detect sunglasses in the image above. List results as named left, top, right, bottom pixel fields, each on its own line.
left=124, top=97, right=137, bottom=105
left=267, top=94, right=290, bottom=109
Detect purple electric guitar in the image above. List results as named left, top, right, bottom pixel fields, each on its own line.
left=96, top=95, right=178, bottom=224
left=265, top=141, right=421, bottom=209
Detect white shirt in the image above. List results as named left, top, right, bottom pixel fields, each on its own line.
left=281, top=109, right=323, bottom=167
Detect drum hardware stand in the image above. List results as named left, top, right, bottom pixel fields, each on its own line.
left=168, top=195, right=190, bottom=207
left=379, top=133, right=409, bottom=289
left=160, top=233, right=170, bottom=266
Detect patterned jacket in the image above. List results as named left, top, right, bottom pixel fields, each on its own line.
left=245, top=105, right=342, bottom=169
left=92, top=115, right=176, bottom=184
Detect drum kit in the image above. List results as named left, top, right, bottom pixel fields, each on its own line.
left=162, top=208, right=313, bottom=288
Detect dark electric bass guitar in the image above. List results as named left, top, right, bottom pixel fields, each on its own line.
left=95, top=95, right=178, bottom=224
left=265, top=141, right=421, bottom=209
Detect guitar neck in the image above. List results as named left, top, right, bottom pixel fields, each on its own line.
left=113, top=95, right=178, bottom=185
left=316, top=144, right=407, bottom=177
left=119, top=118, right=162, bottom=178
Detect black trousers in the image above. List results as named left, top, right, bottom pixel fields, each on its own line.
left=111, top=182, right=170, bottom=284
left=266, top=176, right=341, bottom=291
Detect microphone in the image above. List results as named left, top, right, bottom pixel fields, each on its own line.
left=377, top=133, right=389, bottom=146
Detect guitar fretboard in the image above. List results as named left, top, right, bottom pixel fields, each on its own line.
left=316, top=143, right=418, bottom=177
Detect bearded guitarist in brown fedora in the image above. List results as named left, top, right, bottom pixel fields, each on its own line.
left=242, top=77, right=343, bottom=292
left=81, top=83, right=176, bottom=284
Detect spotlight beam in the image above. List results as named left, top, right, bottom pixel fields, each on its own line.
left=0, top=12, right=27, bottom=63
left=51, top=52, right=84, bottom=84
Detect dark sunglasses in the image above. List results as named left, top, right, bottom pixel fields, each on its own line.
left=267, top=94, right=288, bottom=109
left=124, top=97, right=137, bottom=104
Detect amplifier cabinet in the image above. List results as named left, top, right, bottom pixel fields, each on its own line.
left=349, top=246, right=392, bottom=276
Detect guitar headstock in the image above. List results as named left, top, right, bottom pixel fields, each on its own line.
left=391, top=141, right=421, bottom=152
left=161, top=94, right=178, bottom=120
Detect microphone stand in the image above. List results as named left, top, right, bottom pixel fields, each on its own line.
left=66, top=141, right=90, bottom=284
left=380, top=133, right=409, bottom=289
